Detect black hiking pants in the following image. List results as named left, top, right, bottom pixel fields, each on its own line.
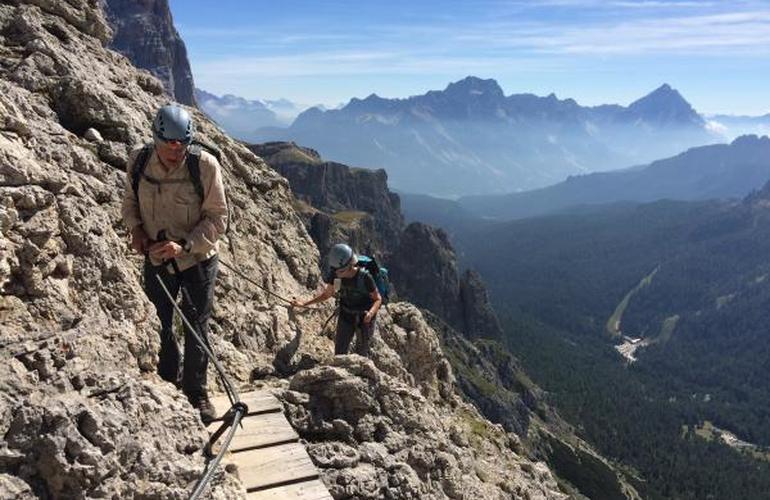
left=335, top=308, right=376, bottom=356
left=143, top=254, right=218, bottom=397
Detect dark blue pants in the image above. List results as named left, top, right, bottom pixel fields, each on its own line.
left=143, top=255, right=218, bottom=397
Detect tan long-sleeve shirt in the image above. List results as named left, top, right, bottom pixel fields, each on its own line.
left=121, top=146, right=228, bottom=271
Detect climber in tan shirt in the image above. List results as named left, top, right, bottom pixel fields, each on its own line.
left=121, top=104, right=227, bottom=424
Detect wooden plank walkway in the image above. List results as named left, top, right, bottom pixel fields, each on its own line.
left=208, top=390, right=333, bottom=499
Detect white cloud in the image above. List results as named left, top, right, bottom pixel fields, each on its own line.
left=705, top=120, right=728, bottom=135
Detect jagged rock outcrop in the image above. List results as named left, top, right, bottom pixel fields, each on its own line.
left=251, top=141, right=403, bottom=260
left=282, top=303, right=566, bottom=500
left=460, top=269, right=504, bottom=340
left=391, top=223, right=462, bottom=324
left=0, top=2, right=571, bottom=498
left=103, top=0, right=196, bottom=106
left=392, top=222, right=503, bottom=339
left=0, top=1, right=309, bottom=496
left=425, top=311, right=540, bottom=437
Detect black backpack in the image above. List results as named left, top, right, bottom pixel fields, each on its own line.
left=130, top=141, right=220, bottom=203
left=130, top=141, right=232, bottom=239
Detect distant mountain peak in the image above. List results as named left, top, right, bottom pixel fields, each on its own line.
left=632, top=83, right=686, bottom=107
left=626, top=83, right=703, bottom=126
left=444, top=76, right=504, bottom=99
left=343, top=93, right=395, bottom=114
left=731, top=134, right=770, bottom=147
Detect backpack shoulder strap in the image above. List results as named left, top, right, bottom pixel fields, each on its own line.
left=187, top=141, right=233, bottom=249
left=185, top=145, right=205, bottom=201
left=131, top=144, right=154, bottom=201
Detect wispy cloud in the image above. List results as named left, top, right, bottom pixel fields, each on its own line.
left=186, top=6, right=770, bottom=60
left=479, top=11, right=770, bottom=55
left=193, top=51, right=562, bottom=80
left=494, top=0, right=737, bottom=9
left=177, top=0, right=770, bottom=113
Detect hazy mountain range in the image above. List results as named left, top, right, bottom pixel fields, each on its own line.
left=400, top=134, right=770, bottom=228
left=195, top=89, right=308, bottom=140
left=458, top=134, right=770, bottom=220
left=254, top=76, right=720, bottom=196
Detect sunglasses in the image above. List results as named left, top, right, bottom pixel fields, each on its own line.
left=156, top=136, right=191, bottom=147
left=334, top=262, right=355, bottom=274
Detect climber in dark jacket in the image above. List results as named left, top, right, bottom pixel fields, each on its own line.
left=292, top=243, right=382, bottom=356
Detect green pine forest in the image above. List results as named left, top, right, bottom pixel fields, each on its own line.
left=453, top=197, right=770, bottom=499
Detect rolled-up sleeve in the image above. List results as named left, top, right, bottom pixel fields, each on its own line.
left=121, top=149, right=143, bottom=231
left=186, top=153, right=228, bottom=254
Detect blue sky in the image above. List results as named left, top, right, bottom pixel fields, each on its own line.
left=169, top=0, right=770, bottom=115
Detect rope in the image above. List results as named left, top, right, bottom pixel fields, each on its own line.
left=189, top=404, right=246, bottom=500
left=151, top=265, right=247, bottom=499
left=219, top=259, right=328, bottom=311
left=154, top=273, right=239, bottom=406
left=320, top=307, right=339, bottom=335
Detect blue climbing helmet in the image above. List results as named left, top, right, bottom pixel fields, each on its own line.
left=327, top=243, right=356, bottom=271
left=152, top=104, right=194, bottom=144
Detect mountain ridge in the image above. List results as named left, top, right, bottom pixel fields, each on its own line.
left=457, top=134, right=770, bottom=220
left=260, top=76, right=717, bottom=196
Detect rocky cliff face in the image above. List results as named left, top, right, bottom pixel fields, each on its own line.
left=103, top=0, right=196, bottom=106
left=282, top=303, right=568, bottom=500
left=425, top=312, right=643, bottom=500
left=250, top=141, right=403, bottom=261
left=391, top=222, right=503, bottom=340
left=0, top=2, right=568, bottom=498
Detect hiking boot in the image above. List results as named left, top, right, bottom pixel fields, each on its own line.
left=189, top=392, right=217, bottom=425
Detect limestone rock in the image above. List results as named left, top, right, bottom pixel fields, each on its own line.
left=391, top=223, right=464, bottom=327
left=253, top=141, right=404, bottom=261
left=0, top=1, right=314, bottom=496
left=83, top=127, right=103, bottom=142
left=283, top=353, right=567, bottom=500
left=459, top=269, right=503, bottom=339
